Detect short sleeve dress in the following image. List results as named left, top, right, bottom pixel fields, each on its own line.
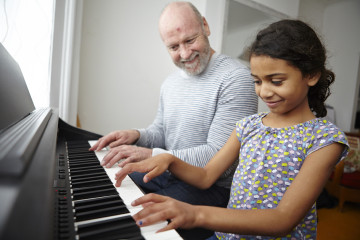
left=215, top=112, right=349, bottom=240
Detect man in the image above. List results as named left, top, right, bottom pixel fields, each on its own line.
left=90, top=1, right=257, bottom=207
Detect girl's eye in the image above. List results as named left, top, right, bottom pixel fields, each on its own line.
left=251, top=76, right=261, bottom=85
left=272, top=80, right=283, bottom=85
left=253, top=80, right=261, bottom=85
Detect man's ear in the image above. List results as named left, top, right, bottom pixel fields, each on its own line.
left=307, top=72, right=321, bottom=87
left=203, top=17, right=210, bottom=36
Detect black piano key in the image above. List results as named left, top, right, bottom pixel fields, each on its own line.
left=68, top=152, right=96, bottom=160
left=69, top=162, right=100, bottom=169
left=71, top=177, right=113, bottom=188
left=67, top=140, right=91, bottom=147
left=68, top=158, right=100, bottom=165
left=71, top=174, right=110, bottom=183
left=77, top=215, right=144, bottom=240
left=70, top=171, right=106, bottom=181
left=74, top=194, right=128, bottom=216
left=67, top=154, right=98, bottom=159
left=69, top=157, right=99, bottom=163
left=70, top=168, right=106, bottom=176
left=68, top=154, right=95, bottom=159
left=67, top=150, right=94, bottom=156
left=67, top=146, right=92, bottom=151
left=72, top=184, right=118, bottom=201
left=74, top=195, right=127, bottom=214
left=68, top=161, right=100, bottom=168
left=70, top=167, right=105, bottom=175
left=69, top=165, right=104, bottom=173
left=72, top=183, right=116, bottom=193
left=68, top=156, right=98, bottom=162
left=75, top=203, right=129, bottom=222
left=67, top=143, right=90, bottom=148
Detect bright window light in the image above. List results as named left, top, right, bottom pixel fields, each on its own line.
left=0, top=0, right=54, bottom=108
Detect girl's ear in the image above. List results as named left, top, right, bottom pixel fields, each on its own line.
left=307, top=72, right=321, bottom=87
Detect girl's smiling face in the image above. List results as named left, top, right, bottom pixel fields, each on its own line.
left=250, top=55, right=319, bottom=119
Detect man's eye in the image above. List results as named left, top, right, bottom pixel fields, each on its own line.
left=171, top=46, right=179, bottom=51
left=253, top=80, right=261, bottom=85
left=187, top=38, right=196, bottom=44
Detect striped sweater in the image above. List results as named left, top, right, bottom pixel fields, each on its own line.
left=137, top=52, right=258, bottom=188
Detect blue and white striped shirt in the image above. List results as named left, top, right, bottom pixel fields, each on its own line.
left=137, top=53, right=258, bottom=188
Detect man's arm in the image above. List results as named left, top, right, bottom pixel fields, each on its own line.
left=135, top=86, right=166, bottom=149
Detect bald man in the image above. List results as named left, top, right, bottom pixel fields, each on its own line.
left=90, top=1, right=258, bottom=207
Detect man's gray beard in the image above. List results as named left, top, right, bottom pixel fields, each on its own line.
left=176, top=45, right=211, bottom=76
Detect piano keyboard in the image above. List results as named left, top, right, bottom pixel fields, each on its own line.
left=64, top=140, right=182, bottom=240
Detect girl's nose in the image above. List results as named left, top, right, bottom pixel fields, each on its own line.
left=259, top=83, right=274, bottom=99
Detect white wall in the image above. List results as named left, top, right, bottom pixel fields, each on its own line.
left=323, top=0, right=360, bottom=132
left=78, top=1, right=183, bottom=134
left=298, top=0, right=360, bottom=132
left=251, top=0, right=299, bottom=18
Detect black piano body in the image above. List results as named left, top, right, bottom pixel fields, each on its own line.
left=0, top=43, right=145, bottom=240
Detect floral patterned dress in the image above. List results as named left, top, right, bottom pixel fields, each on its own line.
left=216, top=112, right=349, bottom=240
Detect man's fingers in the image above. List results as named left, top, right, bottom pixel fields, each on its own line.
left=100, top=150, right=116, bottom=167
left=109, top=139, right=124, bottom=148
left=95, top=134, right=118, bottom=151
left=102, top=148, right=127, bottom=168
left=89, top=141, right=99, bottom=151
left=118, top=158, right=131, bottom=168
left=89, top=138, right=107, bottom=151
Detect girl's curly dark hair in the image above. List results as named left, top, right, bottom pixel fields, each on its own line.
left=249, top=19, right=334, bottom=118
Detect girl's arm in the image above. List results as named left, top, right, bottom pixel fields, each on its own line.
left=115, top=129, right=240, bottom=189
left=132, top=142, right=345, bottom=236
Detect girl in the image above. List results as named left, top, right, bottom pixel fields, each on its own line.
left=114, top=19, right=349, bottom=239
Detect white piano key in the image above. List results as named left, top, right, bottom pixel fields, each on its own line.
left=88, top=140, right=183, bottom=240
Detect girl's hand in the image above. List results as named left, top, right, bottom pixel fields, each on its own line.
left=114, top=153, right=174, bottom=187
left=131, top=193, right=199, bottom=232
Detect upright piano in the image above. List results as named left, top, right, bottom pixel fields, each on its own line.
left=0, top=43, right=183, bottom=240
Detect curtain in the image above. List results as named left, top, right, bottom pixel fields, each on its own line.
left=50, top=0, right=83, bottom=126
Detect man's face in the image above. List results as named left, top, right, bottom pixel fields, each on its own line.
left=159, top=9, right=212, bottom=75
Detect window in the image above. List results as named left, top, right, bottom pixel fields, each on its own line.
left=0, top=0, right=54, bottom=108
